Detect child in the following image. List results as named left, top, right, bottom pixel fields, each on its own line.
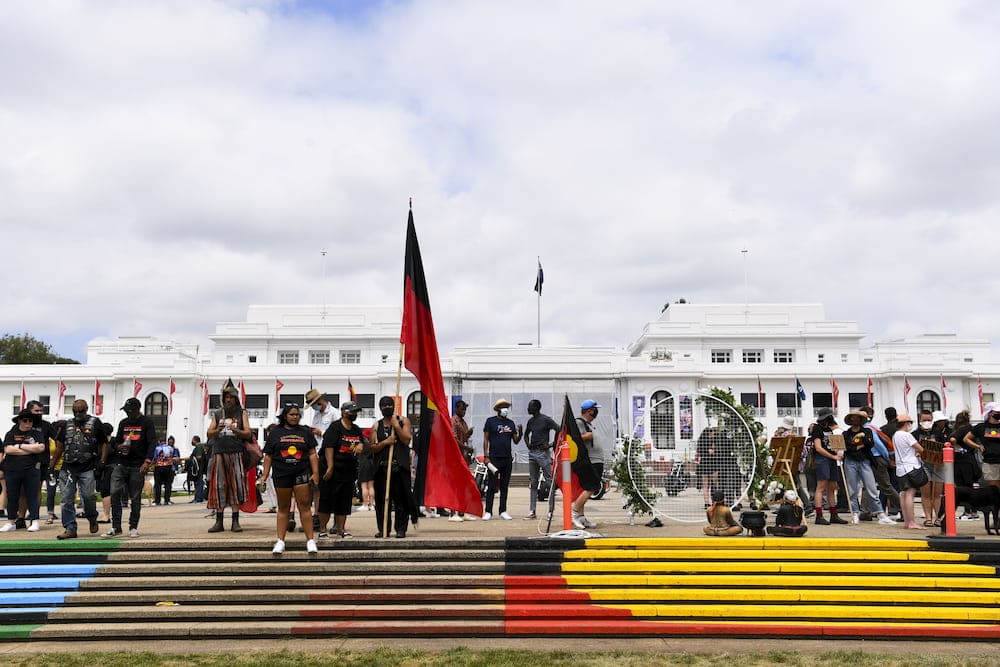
left=766, top=490, right=808, bottom=536
left=703, top=489, right=742, bottom=536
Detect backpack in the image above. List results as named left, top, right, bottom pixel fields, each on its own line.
left=63, top=417, right=98, bottom=466
left=185, top=454, right=201, bottom=477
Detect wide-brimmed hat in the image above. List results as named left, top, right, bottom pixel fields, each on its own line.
left=493, top=398, right=511, bottom=410
left=816, top=407, right=835, bottom=422
left=12, top=408, right=37, bottom=425
left=305, top=389, right=324, bottom=407
left=931, top=410, right=949, bottom=424
left=844, top=409, right=867, bottom=424
left=781, top=415, right=795, bottom=428
left=896, top=412, right=915, bottom=425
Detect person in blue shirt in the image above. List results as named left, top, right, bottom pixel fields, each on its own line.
left=482, top=398, right=522, bottom=521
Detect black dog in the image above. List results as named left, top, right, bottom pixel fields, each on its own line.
left=952, top=486, right=1000, bottom=535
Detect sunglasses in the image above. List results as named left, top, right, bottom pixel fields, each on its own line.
left=18, top=417, right=33, bottom=423
left=284, top=402, right=301, bottom=408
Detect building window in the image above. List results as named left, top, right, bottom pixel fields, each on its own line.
left=742, top=350, right=762, bottom=364
left=983, top=392, right=995, bottom=405
left=356, top=393, right=375, bottom=419
left=916, top=390, right=941, bottom=414
left=649, top=390, right=675, bottom=449
left=740, top=392, right=765, bottom=408
left=817, top=353, right=825, bottom=364
left=841, top=353, right=849, bottom=363
left=773, top=350, right=795, bottom=363
left=812, top=392, right=832, bottom=417
left=225, top=354, right=233, bottom=363
left=278, top=351, right=299, bottom=365
left=62, top=394, right=76, bottom=415
left=406, top=391, right=424, bottom=425
left=710, top=350, right=731, bottom=364
left=10, top=397, right=18, bottom=416
left=309, top=350, right=330, bottom=365
left=144, top=392, right=168, bottom=443
left=776, top=393, right=801, bottom=417
left=248, top=355, right=257, bottom=363
left=279, top=393, right=305, bottom=409
left=209, top=394, right=221, bottom=411
left=848, top=392, right=871, bottom=408
left=340, top=350, right=361, bottom=365
left=243, top=394, right=269, bottom=418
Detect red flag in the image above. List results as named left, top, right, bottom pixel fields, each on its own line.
left=94, top=379, right=103, bottom=416
left=940, top=376, right=948, bottom=411
left=20, top=382, right=26, bottom=411
left=555, top=395, right=598, bottom=502
left=979, top=376, right=985, bottom=416
left=401, top=207, right=482, bottom=516
left=903, top=375, right=911, bottom=412
left=831, top=378, right=840, bottom=410
left=866, top=377, right=873, bottom=407
left=238, top=380, right=246, bottom=407
left=757, top=376, right=764, bottom=410
left=274, top=379, right=284, bottom=412
left=169, top=378, right=176, bottom=414
left=57, top=380, right=67, bottom=415
left=199, top=379, right=209, bottom=416
left=133, top=378, right=142, bottom=398
left=348, top=378, right=357, bottom=402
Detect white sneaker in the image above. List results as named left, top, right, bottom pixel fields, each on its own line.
left=482, top=512, right=492, bottom=521
left=306, top=539, right=318, bottom=554
left=272, top=539, right=285, bottom=554
left=877, top=514, right=896, bottom=526
left=0, top=522, right=15, bottom=532
left=128, top=528, right=138, bottom=538
left=499, top=511, right=513, bottom=521
left=572, top=512, right=587, bottom=529
left=464, top=514, right=478, bottom=521
left=888, top=512, right=902, bottom=521
left=448, top=514, right=464, bottom=522
left=581, top=515, right=597, bottom=529
left=851, top=513, right=860, bottom=525
left=27, top=520, right=40, bottom=532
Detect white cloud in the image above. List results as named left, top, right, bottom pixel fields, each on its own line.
left=1, top=1, right=998, bottom=360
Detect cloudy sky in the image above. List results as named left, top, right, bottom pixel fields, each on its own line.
left=3, top=1, right=999, bottom=360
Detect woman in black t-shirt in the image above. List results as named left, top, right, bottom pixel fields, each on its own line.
left=1, top=410, right=48, bottom=533
left=260, top=404, right=319, bottom=555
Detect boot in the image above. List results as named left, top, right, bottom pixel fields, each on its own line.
left=231, top=511, right=242, bottom=533
left=208, top=511, right=225, bottom=533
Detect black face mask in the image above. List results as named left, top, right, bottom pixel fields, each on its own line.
left=344, top=412, right=357, bottom=422
left=381, top=408, right=394, bottom=418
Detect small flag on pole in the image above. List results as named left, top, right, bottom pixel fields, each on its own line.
left=941, top=376, right=948, bottom=411
left=238, top=380, right=247, bottom=406
left=831, top=378, right=840, bottom=411
left=133, top=378, right=142, bottom=398
left=866, top=377, right=873, bottom=407
left=533, top=259, right=544, bottom=295
left=978, top=376, right=985, bottom=416
left=274, top=379, right=284, bottom=412
left=348, top=378, right=357, bottom=402
left=94, top=379, right=103, bottom=416
left=57, top=380, right=67, bottom=415
left=795, top=377, right=806, bottom=402
left=903, top=375, right=911, bottom=413
left=20, top=382, right=27, bottom=411
left=169, top=378, right=176, bottom=414
left=757, top=376, right=764, bottom=410
left=200, top=379, right=209, bottom=416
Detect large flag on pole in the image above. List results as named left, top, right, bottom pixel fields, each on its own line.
left=555, top=395, right=598, bottom=501
left=401, top=206, right=482, bottom=516
left=348, top=378, right=357, bottom=402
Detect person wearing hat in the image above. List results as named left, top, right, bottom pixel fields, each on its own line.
left=319, top=401, right=366, bottom=539
left=892, top=413, right=926, bottom=529
left=858, top=406, right=901, bottom=519
left=305, top=389, right=338, bottom=532
left=482, top=398, right=522, bottom=521
left=104, top=397, right=158, bottom=538
left=367, top=396, right=415, bottom=538
left=571, top=400, right=604, bottom=529
left=0, top=409, right=47, bottom=533
left=842, top=410, right=895, bottom=525
left=766, top=490, right=808, bottom=537
left=810, top=407, right=848, bottom=526
left=773, top=415, right=796, bottom=438
left=205, top=380, right=252, bottom=534
left=968, top=403, right=1000, bottom=490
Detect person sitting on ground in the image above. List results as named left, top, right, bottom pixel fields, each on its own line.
left=703, top=489, right=742, bottom=536
left=766, top=490, right=808, bottom=537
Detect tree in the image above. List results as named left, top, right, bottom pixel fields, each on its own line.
left=0, top=333, right=80, bottom=364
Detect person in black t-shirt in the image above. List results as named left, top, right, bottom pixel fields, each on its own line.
left=1, top=410, right=48, bottom=533
left=367, top=396, right=415, bottom=538
left=260, top=404, right=319, bottom=555
left=970, top=403, right=1000, bottom=489
left=105, top=398, right=158, bottom=538
left=320, top=402, right=366, bottom=539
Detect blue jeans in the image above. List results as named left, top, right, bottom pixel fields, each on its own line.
left=60, top=467, right=98, bottom=534
left=844, top=457, right=884, bottom=515
left=193, top=476, right=205, bottom=502
left=527, top=449, right=553, bottom=513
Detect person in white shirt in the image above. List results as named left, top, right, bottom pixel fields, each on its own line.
left=892, top=413, right=926, bottom=531
left=304, top=389, right=339, bottom=530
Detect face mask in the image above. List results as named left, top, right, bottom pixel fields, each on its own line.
left=312, top=404, right=322, bottom=411
left=381, top=408, right=394, bottom=418
left=919, top=421, right=932, bottom=430
left=345, top=412, right=357, bottom=422
left=499, top=408, right=509, bottom=418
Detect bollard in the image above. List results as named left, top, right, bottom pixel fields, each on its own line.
left=943, top=443, right=956, bottom=537
left=560, top=443, right=573, bottom=531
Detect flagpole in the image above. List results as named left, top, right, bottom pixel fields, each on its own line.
left=383, top=342, right=404, bottom=537
left=536, top=256, right=541, bottom=347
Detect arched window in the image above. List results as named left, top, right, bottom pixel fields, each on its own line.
left=916, top=390, right=940, bottom=414
left=649, top=390, right=675, bottom=449
left=406, top=391, right=424, bottom=424
left=144, top=391, right=169, bottom=443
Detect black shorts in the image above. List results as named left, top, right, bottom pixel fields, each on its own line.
left=317, top=478, right=355, bottom=515
left=273, top=470, right=312, bottom=489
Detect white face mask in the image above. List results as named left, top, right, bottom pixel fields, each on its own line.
left=499, top=408, right=509, bottom=418
left=919, top=421, right=932, bottom=430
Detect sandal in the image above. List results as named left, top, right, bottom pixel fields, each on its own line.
left=922, top=519, right=934, bottom=527
left=46, top=513, right=56, bottom=525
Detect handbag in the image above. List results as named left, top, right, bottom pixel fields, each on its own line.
left=904, top=465, right=929, bottom=488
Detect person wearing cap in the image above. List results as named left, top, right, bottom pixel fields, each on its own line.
left=703, top=488, right=741, bottom=536
left=842, top=410, right=895, bottom=525
left=260, top=403, right=320, bottom=554
left=810, top=407, right=848, bottom=526
left=319, top=401, right=366, bottom=539
left=0, top=409, right=48, bottom=533
left=104, top=397, right=158, bottom=538
left=766, top=490, right=808, bottom=537
left=205, top=380, right=252, bottom=534
left=305, top=389, right=338, bottom=532
left=968, top=403, right=1000, bottom=490
left=571, top=400, right=604, bottom=529
left=524, top=399, right=559, bottom=520
left=481, top=398, right=522, bottom=521
left=892, top=413, right=926, bottom=529
left=367, top=396, right=415, bottom=538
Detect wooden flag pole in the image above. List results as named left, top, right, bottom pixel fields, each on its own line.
left=382, top=343, right=405, bottom=537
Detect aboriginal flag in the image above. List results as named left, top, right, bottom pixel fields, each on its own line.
left=401, top=207, right=482, bottom=517
left=556, top=395, right=600, bottom=500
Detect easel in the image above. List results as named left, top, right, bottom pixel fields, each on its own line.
left=769, top=435, right=805, bottom=496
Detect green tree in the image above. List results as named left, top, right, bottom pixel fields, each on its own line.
left=0, top=333, right=80, bottom=364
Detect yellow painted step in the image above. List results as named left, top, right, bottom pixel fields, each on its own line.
left=596, top=603, right=1000, bottom=622
left=570, top=588, right=1000, bottom=605
left=560, top=561, right=994, bottom=575
left=564, top=549, right=969, bottom=562
left=562, top=574, right=1000, bottom=589
left=585, top=538, right=930, bottom=550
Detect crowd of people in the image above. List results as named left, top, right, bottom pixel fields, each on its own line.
left=0, top=383, right=609, bottom=553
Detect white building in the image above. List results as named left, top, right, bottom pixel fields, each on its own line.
left=3, top=302, right=996, bottom=459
